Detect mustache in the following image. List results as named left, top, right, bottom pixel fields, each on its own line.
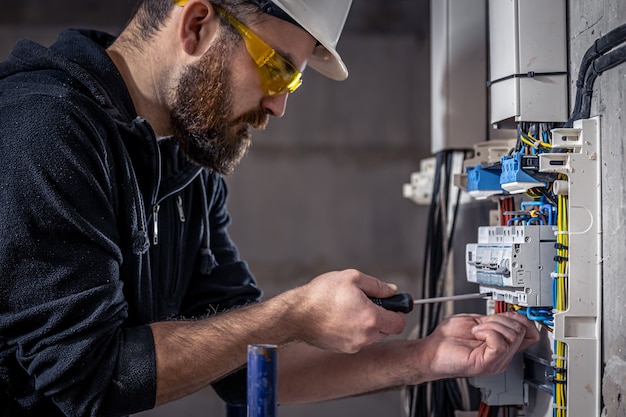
left=233, top=109, right=269, bottom=130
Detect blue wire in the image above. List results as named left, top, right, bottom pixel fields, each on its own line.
left=521, top=201, right=542, bottom=210
left=516, top=307, right=553, bottom=326
left=526, top=307, right=553, bottom=326
left=507, top=217, right=528, bottom=226
left=540, top=204, right=554, bottom=225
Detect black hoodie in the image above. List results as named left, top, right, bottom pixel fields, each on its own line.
left=0, top=29, right=261, bottom=416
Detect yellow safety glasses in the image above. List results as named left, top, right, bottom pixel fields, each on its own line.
left=173, top=0, right=303, bottom=96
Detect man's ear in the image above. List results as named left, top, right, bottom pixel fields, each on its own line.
left=178, top=0, right=221, bottom=57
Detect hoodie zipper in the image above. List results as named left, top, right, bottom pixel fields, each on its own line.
left=176, top=195, right=186, bottom=223
left=152, top=204, right=160, bottom=245
left=151, top=169, right=203, bottom=245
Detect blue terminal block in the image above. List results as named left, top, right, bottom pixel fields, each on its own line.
left=500, top=153, right=545, bottom=193
left=466, top=164, right=503, bottom=199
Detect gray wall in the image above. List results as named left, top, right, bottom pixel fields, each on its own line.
left=569, top=1, right=626, bottom=416
left=4, top=1, right=626, bottom=416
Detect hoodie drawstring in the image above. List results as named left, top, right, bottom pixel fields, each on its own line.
left=199, top=175, right=217, bottom=275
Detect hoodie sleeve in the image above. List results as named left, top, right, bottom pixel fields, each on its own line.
left=180, top=174, right=262, bottom=405
left=0, top=87, right=156, bottom=416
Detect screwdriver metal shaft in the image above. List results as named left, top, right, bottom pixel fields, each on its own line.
left=413, top=292, right=492, bottom=305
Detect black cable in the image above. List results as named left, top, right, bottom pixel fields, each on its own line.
left=430, top=153, right=452, bottom=332
left=445, top=378, right=463, bottom=411
left=410, top=152, right=442, bottom=417
left=412, top=151, right=446, bottom=417
left=578, top=43, right=626, bottom=120
left=432, top=181, right=464, bottom=333
left=409, top=151, right=469, bottom=417
left=433, top=156, right=465, bottom=417
left=487, top=405, right=501, bottom=417
left=419, top=153, right=439, bottom=339
left=569, top=23, right=626, bottom=126
left=446, top=153, right=465, bottom=256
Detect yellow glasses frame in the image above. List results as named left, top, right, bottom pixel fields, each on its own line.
left=173, top=0, right=303, bottom=96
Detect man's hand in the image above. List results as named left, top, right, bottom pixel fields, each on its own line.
left=419, top=312, right=540, bottom=380
left=289, top=269, right=407, bottom=354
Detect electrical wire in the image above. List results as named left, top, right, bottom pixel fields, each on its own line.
left=478, top=401, right=501, bottom=417
left=405, top=150, right=467, bottom=417
left=568, top=23, right=626, bottom=127
left=577, top=43, right=626, bottom=121
left=520, top=133, right=552, bottom=151
left=498, top=124, right=567, bottom=416
left=552, top=187, right=568, bottom=417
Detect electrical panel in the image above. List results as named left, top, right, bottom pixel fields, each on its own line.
left=461, top=118, right=602, bottom=417
left=404, top=0, right=615, bottom=414
left=406, top=123, right=602, bottom=417
left=488, top=0, right=568, bottom=124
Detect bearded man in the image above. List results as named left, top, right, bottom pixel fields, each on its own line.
left=0, top=1, right=539, bottom=416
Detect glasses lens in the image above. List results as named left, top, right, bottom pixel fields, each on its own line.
left=255, top=50, right=302, bottom=95
left=216, top=6, right=303, bottom=96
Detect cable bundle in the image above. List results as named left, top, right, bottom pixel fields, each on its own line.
left=403, top=150, right=467, bottom=417
left=551, top=192, right=569, bottom=417
left=566, top=23, right=626, bottom=126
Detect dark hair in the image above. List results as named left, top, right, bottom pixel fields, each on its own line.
left=130, top=0, right=175, bottom=41
left=127, top=0, right=265, bottom=43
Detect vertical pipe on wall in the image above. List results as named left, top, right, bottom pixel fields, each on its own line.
left=247, top=345, right=278, bottom=417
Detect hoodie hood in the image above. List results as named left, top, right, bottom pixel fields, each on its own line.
left=0, top=29, right=137, bottom=123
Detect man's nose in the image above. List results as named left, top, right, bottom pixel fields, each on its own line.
left=260, top=93, right=288, bottom=118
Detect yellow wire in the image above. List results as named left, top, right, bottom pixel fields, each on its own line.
left=527, top=132, right=553, bottom=149
left=554, top=191, right=568, bottom=416
left=520, top=136, right=535, bottom=148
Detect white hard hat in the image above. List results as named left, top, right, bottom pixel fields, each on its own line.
left=250, top=0, right=353, bottom=81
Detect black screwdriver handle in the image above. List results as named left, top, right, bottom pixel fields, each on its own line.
left=369, top=292, right=414, bottom=313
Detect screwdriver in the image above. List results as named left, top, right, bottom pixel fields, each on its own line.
left=369, top=292, right=493, bottom=313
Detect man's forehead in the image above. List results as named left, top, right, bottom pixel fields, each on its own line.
left=247, top=13, right=317, bottom=71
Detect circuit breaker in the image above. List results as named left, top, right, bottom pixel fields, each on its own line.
left=466, top=225, right=555, bottom=307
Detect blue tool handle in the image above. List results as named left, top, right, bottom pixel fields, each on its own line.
left=369, top=292, right=414, bottom=313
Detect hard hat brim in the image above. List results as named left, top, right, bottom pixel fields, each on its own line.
left=308, top=43, right=349, bottom=81
left=266, top=0, right=350, bottom=81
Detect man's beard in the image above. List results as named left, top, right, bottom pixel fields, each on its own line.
left=170, top=34, right=269, bottom=174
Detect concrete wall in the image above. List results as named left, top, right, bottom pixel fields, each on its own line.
left=568, top=1, right=626, bottom=416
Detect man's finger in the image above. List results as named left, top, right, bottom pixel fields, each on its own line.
left=479, top=312, right=539, bottom=339
left=499, top=311, right=541, bottom=349
left=470, top=327, right=519, bottom=374
left=353, top=271, right=398, bottom=299
left=472, top=320, right=525, bottom=347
